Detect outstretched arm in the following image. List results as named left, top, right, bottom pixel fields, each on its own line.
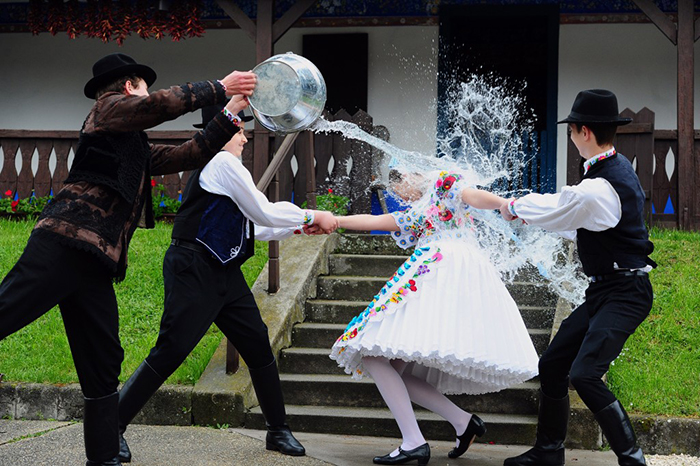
left=337, top=214, right=400, bottom=232
left=461, top=187, right=507, bottom=210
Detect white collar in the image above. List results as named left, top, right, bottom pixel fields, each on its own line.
left=583, top=147, right=616, bottom=174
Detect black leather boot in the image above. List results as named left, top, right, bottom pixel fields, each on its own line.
left=503, top=391, right=568, bottom=466
left=594, top=400, right=646, bottom=465
left=117, top=361, right=165, bottom=463
left=249, top=359, right=305, bottom=456
left=84, top=392, right=122, bottom=466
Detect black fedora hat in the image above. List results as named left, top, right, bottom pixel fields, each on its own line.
left=557, top=89, right=632, bottom=126
left=193, top=102, right=254, bottom=129
left=84, top=53, right=157, bottom=99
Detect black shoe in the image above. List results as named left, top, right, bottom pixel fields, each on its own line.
left=448, top=414, right=486, bottom=458
left=503, top=447, right=565, bottom=466
left=86, top=460, right=121, bottom=466
left=266, top=425, right=306, bottom=456
left=118, top=433, right=131, bottom=463
left=373, top=443, right=430, bottom=465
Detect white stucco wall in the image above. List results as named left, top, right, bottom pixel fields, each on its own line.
left=1, top=22, right=698, bottom=190
left=0, top=29, right=258, bottom=131
left=0, top=26, right=439, bottom=155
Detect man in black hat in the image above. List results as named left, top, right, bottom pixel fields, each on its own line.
left=115, top=103, right=338, bottom=463
left=500, top=89, right=655, bottom=466
left=0, top=53, right=256, bottom=466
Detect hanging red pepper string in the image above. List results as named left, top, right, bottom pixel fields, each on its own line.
left=114, top=0, right=132, bottom=46
left=24, top=0, right=207, bottom=45
left=64, top=0, right=81, bottom=39
left=27, top=0, right=44, bottom=36
left=133, top=0, right=153, bottom=40
left=46, top=0, right=63, bottom=36
left=185, top=0, right=205, bottom=39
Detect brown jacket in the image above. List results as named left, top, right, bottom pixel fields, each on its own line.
left=34, top=80, right=237, bottom=281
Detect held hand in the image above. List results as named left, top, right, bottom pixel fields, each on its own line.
left=313, top=211, right=339, bottom=234
left=303, top=224, right=324, bottom=235
left=225, top=95, right=249, bottom=115
left=500, top=198, right=516, bottom=221
left=220, top=71, right=257, bottom=97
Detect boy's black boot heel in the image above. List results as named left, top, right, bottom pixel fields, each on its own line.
left=117, top=360, right=165, bottom=463
left=448, top=413, right=486, bottom=458
left=373, top=443, right=431, bottom=465
left=594, top=400, right=646, bottom=465
left=503, top=391, right=568, bottom=466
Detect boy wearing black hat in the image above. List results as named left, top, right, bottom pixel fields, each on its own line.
left=115, top=103, right=338, bottom=463
left=501, top=89, right=654, bottom=466
left=0, top=53, right=256, bottom=466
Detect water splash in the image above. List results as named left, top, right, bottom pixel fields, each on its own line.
left=311, top=75, right=587, bottom=305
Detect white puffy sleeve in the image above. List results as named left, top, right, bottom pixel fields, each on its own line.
left=512, top=178, right=622, bottom=238
left=199, top=152, right=314, bottom=228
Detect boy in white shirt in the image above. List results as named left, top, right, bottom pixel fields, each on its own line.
left=115, top=101, right=338, bottom=463
left=501, top=90, right=654, bottom=466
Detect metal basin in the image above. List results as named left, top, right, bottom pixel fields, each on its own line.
left=249, top=52, right=327, bottom=133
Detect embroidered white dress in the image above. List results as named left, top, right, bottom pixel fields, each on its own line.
left=330, top=171, right=539, bottom=395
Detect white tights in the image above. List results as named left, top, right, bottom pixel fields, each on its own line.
left=362, top=356, right=473, bottom=456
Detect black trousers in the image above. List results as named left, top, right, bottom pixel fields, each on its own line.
left=144, top=244, right=274, bottom=379
left=538, top=274, right=653, bottom=413
left=0, top=233, right=123, bottom=398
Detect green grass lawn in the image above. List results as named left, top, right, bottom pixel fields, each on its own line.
left=607, top=227, right=700, bottom=417
left=0, top=218, right=267, bottom=385
left=1, top=220, right=698, bottom=418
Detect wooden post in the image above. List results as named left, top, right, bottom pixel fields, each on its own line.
left=0, top=139, right=19, bottom=195
left=677, top=0, right=695, bottom=229
left=253, top=0, right=274, bottom=184
left=216, top=0, right=320, bottom=371
left=304, top=131, right=317, bottom=209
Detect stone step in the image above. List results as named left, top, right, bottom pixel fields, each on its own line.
left=334, top=234, right=410, bottom=256
left=317, top=276, right=558, bottom=307
left=278, top=347, right=544, bottom=384
left=329, top=254, right=407, bottom=277
left=291, top=323, right=551, bottom=355
left=305, top=299, right=555, bottom=329
left=276, top=374, right=540, bottom=415
left=245, top=404, right=537, bottom=445
left=329, top=254, right=549, bottom=284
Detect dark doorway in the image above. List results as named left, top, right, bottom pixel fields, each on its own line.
left=303, top=33, right=368, bottom=115
left=438, top=5, right=559, bottom=193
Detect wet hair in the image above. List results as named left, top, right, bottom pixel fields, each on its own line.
left=389, top=169, right=404, bottom=185
left=571, top=123, right=617, bottom=146
left=95, top=75, right=142, bottom=99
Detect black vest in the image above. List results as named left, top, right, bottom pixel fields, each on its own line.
left=576, top=153, right=654, bottom=276
left=172, top=168, right=255, bottom=264
left=66, top=131, right=153, bottom=215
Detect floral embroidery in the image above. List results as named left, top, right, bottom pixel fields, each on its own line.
left=584, top=148, right=616, bottom=174
left=335, top=247, right=443, bottom=344
left=302, top=210, right=314, bottom=225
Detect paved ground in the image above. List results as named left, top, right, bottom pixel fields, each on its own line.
left=0, top=420, right=698, bottom=466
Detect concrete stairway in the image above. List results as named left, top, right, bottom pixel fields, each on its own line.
left=246, top=234, right=559, bottom=445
